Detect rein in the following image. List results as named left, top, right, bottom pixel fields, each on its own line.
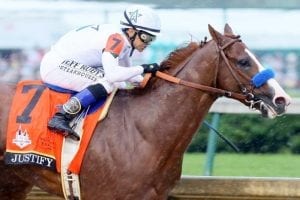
left=156, top=71, right=246, bottom=100
left=156, top=38, right=248, bottom=101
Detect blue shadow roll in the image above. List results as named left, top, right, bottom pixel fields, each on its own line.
left=252, top=68, right=275, bottom=88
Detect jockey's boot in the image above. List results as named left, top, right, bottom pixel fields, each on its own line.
left=48, top=83, right=108, bottom=141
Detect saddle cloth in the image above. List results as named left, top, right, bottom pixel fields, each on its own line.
left=4, top=80, right=103, bottom=174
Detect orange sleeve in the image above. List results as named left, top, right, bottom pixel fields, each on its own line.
left=104, top=33, right=125, bottom=57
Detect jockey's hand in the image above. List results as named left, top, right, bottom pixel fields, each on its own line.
left=141, top=63, right=160, bottom=75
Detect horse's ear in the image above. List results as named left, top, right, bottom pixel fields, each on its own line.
left=208, top=24, right=223, bottom=45
left=224, top=23, right=234, bottom=35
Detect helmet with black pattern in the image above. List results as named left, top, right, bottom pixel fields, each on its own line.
left=120, top=4, right=161, bottom=37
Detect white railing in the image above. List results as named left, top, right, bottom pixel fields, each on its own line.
left=169, top=176, right=300, bottom=199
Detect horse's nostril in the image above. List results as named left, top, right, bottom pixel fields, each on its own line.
left=275, top=97, right=286, bottom=106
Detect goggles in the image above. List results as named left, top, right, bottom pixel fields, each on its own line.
left=137, top=31, right=156, bottom=44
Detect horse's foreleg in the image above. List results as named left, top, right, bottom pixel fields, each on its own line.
left=0, top=161, right=33, bottom=200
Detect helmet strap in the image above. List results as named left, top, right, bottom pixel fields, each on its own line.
left=122, top=28, right=137, bottom=57
left=129, top=32, right=137, bottom=57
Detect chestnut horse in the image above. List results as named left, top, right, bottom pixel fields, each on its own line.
left=0, top=24, right=291, bottom=200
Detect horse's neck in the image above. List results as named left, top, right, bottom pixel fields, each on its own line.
left=132, top=43, right=219, bottom=155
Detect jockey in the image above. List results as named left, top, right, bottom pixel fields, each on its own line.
left=40, top=4, right=162, bottom=141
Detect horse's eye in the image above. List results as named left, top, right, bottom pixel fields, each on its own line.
left=237, top=59, right=251, bottom=68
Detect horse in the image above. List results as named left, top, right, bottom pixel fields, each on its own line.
left=0, top=24, right=291, bottom=200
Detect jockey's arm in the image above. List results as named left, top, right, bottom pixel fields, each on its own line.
left=102, top=52, right=151, bottom=88
left=113, top=74, right=152, bottom=89
left=102, top=33, right=154, bottom=88
left=102, top=51, right=144, bottom=83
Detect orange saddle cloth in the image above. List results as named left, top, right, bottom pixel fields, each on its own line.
left=4, top=80, right=103, bottom=173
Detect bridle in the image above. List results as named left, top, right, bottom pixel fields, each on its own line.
left=156, top=38, right=257, bottom=102
left=155, top=38, right=266, bottom=152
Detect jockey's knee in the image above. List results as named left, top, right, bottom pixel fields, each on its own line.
left=99, top=81, right=114, bottom=93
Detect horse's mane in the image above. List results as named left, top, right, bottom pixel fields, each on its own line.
left=124, top=40, right=206, bottom=95
left=160, top=42, right=200, bottom=69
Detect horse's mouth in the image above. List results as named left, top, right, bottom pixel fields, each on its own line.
left=259, top=102, right=278, bottom=118
left=247, top=99, right=285, bottom=118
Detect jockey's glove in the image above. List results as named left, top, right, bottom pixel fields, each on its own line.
left=141, top=63, right=160, bottom=75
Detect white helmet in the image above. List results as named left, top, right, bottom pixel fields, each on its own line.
left=120, top=5, right=161, bottom=36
